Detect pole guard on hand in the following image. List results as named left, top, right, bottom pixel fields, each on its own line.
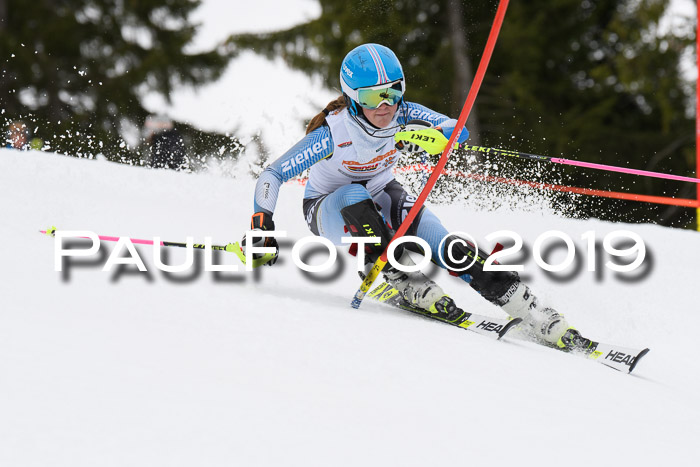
left=394, top=128, right=454, bottom=156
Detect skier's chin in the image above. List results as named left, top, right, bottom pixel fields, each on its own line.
left=373, top=116, right=393, bottom=128
left=364, top=104, right=397, bottom=128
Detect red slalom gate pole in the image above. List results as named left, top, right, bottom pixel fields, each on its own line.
left=396, top=164, right=700, bottom=208
left=351, top=0, right=511, bottom=308
left=697, top=0, right=700, bottom=230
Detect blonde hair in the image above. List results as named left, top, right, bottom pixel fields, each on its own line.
left=305, top=95, right=347, bottom=134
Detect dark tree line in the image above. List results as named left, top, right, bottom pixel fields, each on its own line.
left=0, top=0, right=242, bottom=165
left=228, top=0, right=696, bottom=228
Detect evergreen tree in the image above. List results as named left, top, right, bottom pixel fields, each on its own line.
left=0, top=0, right=241, bottom=164
left=488, top=0, right=695, bottom=227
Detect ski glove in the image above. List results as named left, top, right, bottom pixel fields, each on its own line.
left=395, top=121, right=457, bottom=156
left=241, top=211, right=279, bottom=266
left=395, top=119, right=433, bottom=154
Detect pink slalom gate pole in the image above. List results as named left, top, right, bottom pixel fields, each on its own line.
left=551, top=157, right=700, bottom=184
left=39, top=228, right=218, bottom=250
left=40, top=226, right=277, bottom=268
left=461, top=144, right=700, bottom=184
left=92, top=235, right=162, bottom=246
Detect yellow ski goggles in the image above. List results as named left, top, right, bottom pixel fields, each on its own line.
left=354, top=80, right=405, bottom=109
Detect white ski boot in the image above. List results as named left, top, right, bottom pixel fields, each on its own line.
left=497, top=281, right=569, bottom=345
left=383, top=250, right=452, bottom=314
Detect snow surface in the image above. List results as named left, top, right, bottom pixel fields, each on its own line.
left=1, top=148, right=699, bottom=466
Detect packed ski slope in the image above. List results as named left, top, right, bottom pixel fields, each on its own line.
left=1, top=149, right=699, bottom=467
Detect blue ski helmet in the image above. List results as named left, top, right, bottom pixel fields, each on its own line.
left=340, top=43, right=406, bottom=116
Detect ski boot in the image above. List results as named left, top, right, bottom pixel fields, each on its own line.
left=382, top=252, right=464, bottom=321
left=340, top=197, right=462, bottom=320
left=497, top=282, right=570, bottom=346
left=557, top=328, right=595, bottom=353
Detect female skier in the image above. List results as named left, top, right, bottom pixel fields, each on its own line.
left=243, top=43, right=587, bottom=350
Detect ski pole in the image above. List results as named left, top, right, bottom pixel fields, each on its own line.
left=40, top=226, right=276, bottom=268
left=461, top=144, right=700, bottom=184
left=351, top=0, right=511, bottom=309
